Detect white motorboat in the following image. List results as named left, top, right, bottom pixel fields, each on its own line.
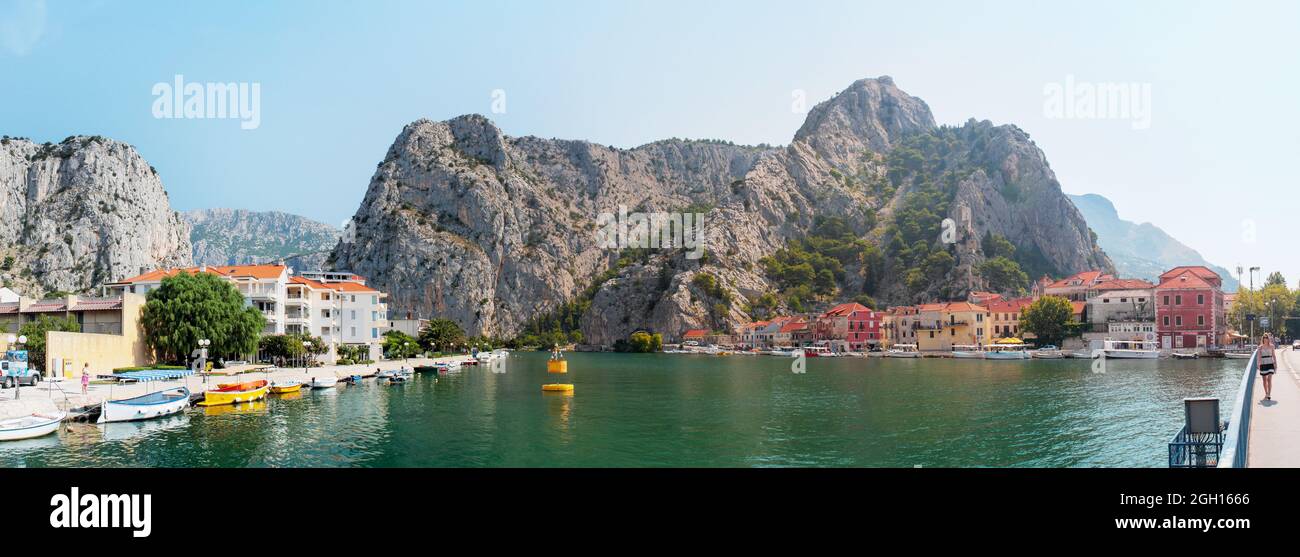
left=0, top=412, right=65, bottom=441
left=1224, top=352, right=1252, bottom=360
left=310, top=375, right=339, bottom=389
left=433, top=360, right=462, bottom=372
left=1067, top=349, right=1100, bottom=359
left=950, top=345, right=984, bottom=359
left=984, top=342, right=1030, bottom=360
left=1171, top=352, right=1199, bottom=360
left=886, top=344, right=921, bottom=358
left=1101, top=339, right=1160, bottom=359
left=1030, top=345, right=1065, bottom=359
left=98, top=386, right=190, bottom=423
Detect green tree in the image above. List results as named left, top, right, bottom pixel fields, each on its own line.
left=382, top=330, right=421, bottom=359
left=418, top=318, right=466, bottom=352
left=626, top=331, right=662, bottom=353
left=982, top=233, right=1017, bottom=259
left=141, top=272, right=264, bottom=364
left=978, top=256, right=1029, bottom=295
left=1266, top=271, right=1287, bottom=288
left=17, top=314, right=80, bottom=372
left=1020, top=296, right=1075, bottom=346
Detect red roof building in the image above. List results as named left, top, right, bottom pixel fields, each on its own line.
left=1155, top=266, right=1225, bottom=350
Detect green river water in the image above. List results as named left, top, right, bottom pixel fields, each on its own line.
left=0, top=352, right=1242, bottom=467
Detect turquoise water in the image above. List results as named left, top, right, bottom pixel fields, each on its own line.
left=0, top=352, right=1242, bottom=467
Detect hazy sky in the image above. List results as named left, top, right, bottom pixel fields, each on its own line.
left=2, top=0, right=1297, bottom=286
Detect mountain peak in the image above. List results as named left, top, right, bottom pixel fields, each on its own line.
left=793, top=76, right=936, bottom=165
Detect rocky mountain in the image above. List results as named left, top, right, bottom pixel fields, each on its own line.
left=1068, top=193, right=1238, bottom=291
left=0, top=135, right=192, bottom=296
left=185, top=208, right=339, bottom=271
left=331, top=77, right=1112, bottom=344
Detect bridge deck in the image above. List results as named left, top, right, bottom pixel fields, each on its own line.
left=1247, top=347, right=1300, bottom=467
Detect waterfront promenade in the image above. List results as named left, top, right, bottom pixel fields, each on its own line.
left=1247, top=347, right=1300, bottom=467
left=0, top=355, right=471, bottom=421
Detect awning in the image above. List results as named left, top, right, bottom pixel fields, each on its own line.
left=113, top=369, right=195, bottom=382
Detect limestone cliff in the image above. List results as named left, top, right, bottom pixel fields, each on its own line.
left=332, top=77, right=1112, bottom=343
left=0, top=135, right=192, bottom=295
left=185, top=208, right=339, bottom=271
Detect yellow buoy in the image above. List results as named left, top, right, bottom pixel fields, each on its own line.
left=542, top=383, right=574, bottom=393
left=547, top=359, right=568, bottom=374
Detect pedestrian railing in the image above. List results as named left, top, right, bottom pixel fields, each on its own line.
left=1217, top=349, right=1259, bottom=468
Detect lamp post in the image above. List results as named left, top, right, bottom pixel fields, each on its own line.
left=7, top=334, right=27, bottom=399
left=1249, top=267, right=1261, bottom=343
left=303, top=341, right=312, bottom=375
left=403, top=342, right=410, bottom=362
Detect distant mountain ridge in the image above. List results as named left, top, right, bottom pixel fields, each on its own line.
left=1068, top=193, right=1238, bottom=291
left=184, top=208, right=339, bottom=271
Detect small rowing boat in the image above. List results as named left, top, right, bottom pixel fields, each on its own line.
left=1172, top=352, right=1199, bottom=360
left=0, top=412, right=65, bottom=441
left=310, top=376, right=339, bottom=389
left=198, top=380, right=269, bottom=406
left=269, top=381, right=304, bottom=394
left=98, top=386, right=190, bottom=423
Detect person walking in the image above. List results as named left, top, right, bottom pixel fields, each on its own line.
left=80, top=363, right=91, bottom=396
left=1259, top=334, right=1277, bottom=401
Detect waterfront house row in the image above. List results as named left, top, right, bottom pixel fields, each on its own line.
left=106, top=264, right=389, bottom=362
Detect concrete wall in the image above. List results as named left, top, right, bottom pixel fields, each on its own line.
left=43, top=294, right=150, bottom=377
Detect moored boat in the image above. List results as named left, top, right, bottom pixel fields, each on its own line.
left=1067, top=349, right=1100, bottom=359
left=984, top=340, right=1029, bottom=360
left=310, top=375, right=339, bottom=389
left=0, top=412, right=65, bottom=441
left=886, top=344, right=921, bottom=358
left=198, top=380, right=269, bottom=406
left=1101, top=339, right=1160, bottom=359
left=269, top=381, right=304, bottom=394
left=1224, top=352, right=1252, bottom=359
left=950, top=345, right=984, bottom=359
left=1030, top=345, right=1065, bottom=359
left=98, top=386, right=190, bottom=423
left=1172, top=351, right=1199, bottom=360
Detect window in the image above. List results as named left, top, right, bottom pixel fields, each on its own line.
left=350, top=310, right=356, bottom=320
left=372, top=328, right=378, bottom=339
left=1175, top=295, right=1182, bottom=305
left=350, top=327, right=356, bottom=337
left=1198, top=315, right=1205, bottom=326
left=1163, top=316, right=1170, bottom=326
left=1175, top=316, right=1183, bottom=326
left=1197, top=294, right=1204, bottom=305
left=1163, top=296, right=1170, bottom=305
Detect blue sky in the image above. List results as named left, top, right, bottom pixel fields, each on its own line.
left=2, top=0, right=1298, bottom=285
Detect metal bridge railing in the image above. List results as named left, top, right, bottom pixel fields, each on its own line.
left=1217, top=349, right=1259, bottom=468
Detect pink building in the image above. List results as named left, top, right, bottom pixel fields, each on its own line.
left=1155, top=266, right=1225, bottom=351
left=846, top=307, right=885, bottom=351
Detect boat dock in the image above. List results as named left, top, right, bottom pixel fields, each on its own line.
left=0, top=355, right=474, bottom=422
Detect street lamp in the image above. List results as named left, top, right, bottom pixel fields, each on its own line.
left=403, top=341, right=410, bottom=362
left=302, top=341, right=312, bottom=374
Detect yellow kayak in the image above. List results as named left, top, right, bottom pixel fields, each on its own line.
left=542, top=383, right=574, bottom=393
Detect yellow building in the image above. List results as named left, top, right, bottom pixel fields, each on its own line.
left=0, top=293, right=151, bottom=378
left=988, top=298, right=1033, bottom=340
left=914, top=302, right=990, bottom=352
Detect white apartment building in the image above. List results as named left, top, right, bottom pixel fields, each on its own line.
left=107, top=264, right=387, bottom=363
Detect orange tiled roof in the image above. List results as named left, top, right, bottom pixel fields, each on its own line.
left=988, top=298, right=1033, bottom=313
left=1157, top=269, right=1216, bottom=290
left=113, top=264, right=288, bottom=284
left=682, top=329, right=708, bottom=339
left=1045, top=270, right=1113, bottom=289
left=1092, top=278, right=1154, bottom=291
left=323, top=280, right=379, bottom=293
left=821, top=302, right=868, bottom=317
left=779, top=319, right=808, bottom=333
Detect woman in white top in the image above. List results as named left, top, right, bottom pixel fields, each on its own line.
left=1259, top=334, right=1277, bottom=401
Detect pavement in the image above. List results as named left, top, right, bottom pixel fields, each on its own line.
left=0, top=355, right=475, bottom=421
left=1247, top=347, right=1300, bottom=467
